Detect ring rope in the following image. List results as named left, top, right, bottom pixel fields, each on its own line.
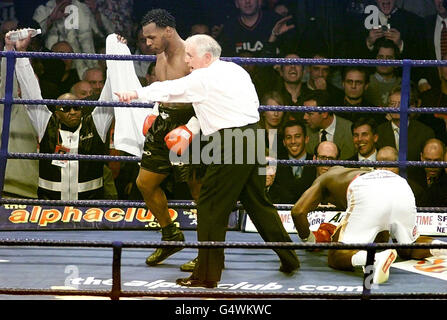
left=0, top=288, right=446, bottom=300
left=1, top=239, right=446, bottom=250
left=4, top=97, right=447, bottom=115
left=2, top=50, right=447, bottom=67
left=0, top=197, right=446, bottom=213
left=6, top=152, right=447, bottom=171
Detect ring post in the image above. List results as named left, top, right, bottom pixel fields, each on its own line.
left=362, top=245, right=376, bottom=300
left=398, top=59, right=412, bottom=179
left=0, top=51, right=16, bottom=197
left=111, top=241, right=123, bottom=300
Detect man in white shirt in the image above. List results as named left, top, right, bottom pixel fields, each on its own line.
left=115, top=34, right=300, bottom=289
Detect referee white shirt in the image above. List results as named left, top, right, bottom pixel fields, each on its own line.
left=135, top=59, right=260, bottom=136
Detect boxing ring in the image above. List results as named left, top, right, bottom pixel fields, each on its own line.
left=1, top=50, right=447, bottom=302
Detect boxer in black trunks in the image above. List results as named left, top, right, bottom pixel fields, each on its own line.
left=136, top=9, right=202, bottom=269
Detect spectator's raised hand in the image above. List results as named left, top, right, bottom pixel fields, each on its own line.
left=48, top=0, right=71, bottom=26
left=366, top=28, right=385, bottom=48
left=4, top=30, right=15, bottom=51
left=5, top=29, right=32, bottom=52
left=384, top=28, right=402, bottom=48
left=270, top=15, right=295, bottom=41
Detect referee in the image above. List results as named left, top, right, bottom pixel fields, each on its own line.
left=115, top=34, right=300, bottom=288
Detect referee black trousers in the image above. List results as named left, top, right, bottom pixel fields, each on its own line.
left=192, top=124, right=299, bottom=282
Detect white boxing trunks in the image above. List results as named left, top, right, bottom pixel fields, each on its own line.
left=338, top=170, right=419, bottom=244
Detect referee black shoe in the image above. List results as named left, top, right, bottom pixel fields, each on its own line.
left=176, top=276, right=217, bottom=289
left=180, top=257, right=226, bottom=272
left=145, top=223, right=185, bottom=266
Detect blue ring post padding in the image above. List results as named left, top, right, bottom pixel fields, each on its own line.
left=398, top=60, right=412, bottom=179
left=111, top=241, right=122, bottom=300
left=0, top=52, right=16, bottom=198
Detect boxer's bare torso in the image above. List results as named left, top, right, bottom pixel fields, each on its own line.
left=142, top=21, right=192, bottom=110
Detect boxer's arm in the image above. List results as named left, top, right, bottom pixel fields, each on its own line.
left=291, top=182, right=323, bottom=241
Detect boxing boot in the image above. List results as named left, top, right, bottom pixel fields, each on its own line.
left=146, top=223, right=185, bottom=266
left=372, top=249, right=397, bottom=284
left=180, top=257, right=198, bottom=272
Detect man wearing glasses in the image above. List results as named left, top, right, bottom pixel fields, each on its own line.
left=6, top=30, right=114, bottom=200
left=313, top=141, right=340, bottom=177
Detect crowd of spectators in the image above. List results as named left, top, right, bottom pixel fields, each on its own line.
left=1, top=0, right=447, bottom=207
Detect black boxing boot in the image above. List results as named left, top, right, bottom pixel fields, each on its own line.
left=180, top=257, right=198, bottom=272
left=146, top=223, right=185, bottom=266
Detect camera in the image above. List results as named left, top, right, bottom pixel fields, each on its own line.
left=373, top=24, right=390, bottom=32
left=380, top=24, right=390, bottom=32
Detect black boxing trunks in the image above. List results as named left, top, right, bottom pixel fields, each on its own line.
left=140, top=104, right=200, bottom=182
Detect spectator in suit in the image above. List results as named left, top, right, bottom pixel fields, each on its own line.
left=314, top=140, right=340, bottom=177
left=419, top=52, right=447, bottom=143
left=420, top=0, right=447, bottom=92
left=335, top=66, right=385, bottom=124
left=82, top=67, right=105, bottom=96
left=259, top=91, right=287, bottom=158
left=411, top=138, right=447, bottom=206
left=349, top=117, right=379, bottom=162
left=376, top=85, right=435, bottom=166
left=304, top=51, right=344, bottom=103
left=361, top=0, right=426, bottom=60
left=267, top=119, right=316, bottom=204
left=303, top=90, right=355, bottom=160
left=70, top=80, right=93, bottom=100
left=273, top=51, right=307, bottom=121
left=364, top=38, right=402, bottom=107
left=50, top=41, right=81, bottom=97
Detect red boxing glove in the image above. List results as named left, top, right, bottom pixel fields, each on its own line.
left=142, top=114, right=157, bottom=136
left=312, top=223, right=337, bottom=243
left=164, top=125, right=193, bottom=155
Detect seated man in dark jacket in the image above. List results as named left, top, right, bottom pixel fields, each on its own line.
left=268, top=119, right=316, bottom=204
